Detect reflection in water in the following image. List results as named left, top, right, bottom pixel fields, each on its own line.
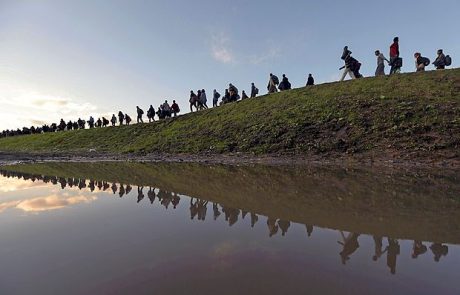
left=0, top=167, right=456, bottom=277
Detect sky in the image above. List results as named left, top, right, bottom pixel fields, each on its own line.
left=0, top=0, right=459, bottom=130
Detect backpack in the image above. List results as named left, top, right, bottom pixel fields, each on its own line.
left=394, top=57, right=403, bottom=68
left=422, top=57, right=430, bottom=66
left=215, top=92, right=221, bottom=99
left=272, top=75, right=279, bottom=85
left=255, top=87, right=259, bottom=94
left=445, top=55, right=452, bottom=66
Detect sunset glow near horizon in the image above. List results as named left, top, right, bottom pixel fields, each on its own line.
left=1, top=0, right=459, bottom=130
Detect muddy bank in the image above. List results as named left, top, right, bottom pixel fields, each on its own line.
left=1, top=151, right=459, bottom=169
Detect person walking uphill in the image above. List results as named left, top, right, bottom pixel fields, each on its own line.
left=267, top=73, right=279, bottom=93
left=250, top=83, right=259, bottom=98
left=433, top=49, right=450, bottom=70
left=213, top=89, right=220, bottom=107
left=414, top=52, right=429, bottom=72
left=306, top=74, right=314, bottom=86
left=389, top=37, right=401, bottom=74
left=118, top=111, right=124, bottom=126
left=375, top=50, right=390, bottom=76
left=340, top=46, right=362, bottom=81
left=136, top=106, right=144, bottom=123
left=278, top=74, right=291, bottom=91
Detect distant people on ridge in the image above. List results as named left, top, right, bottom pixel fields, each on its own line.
left=171, top=100, right=180, bottom=117
left=147, top=105, right=155, bottom=122
left=136, top=106, right=144, bottom=123
left=278, top=74, right=292, bottom=91
left=118, top=111, right=124, bottom=125
left=267, top=73, right=279, bottom=93
left=375, top=50, right=390, bottom=76
left=241, top=90, right=249, bottom=100
left=111, top=114, right=117, bottom=126
left=200, top=89, right=209, bottom=109
left=125, top=114, right=132, bottom=125
left=213, top=89, right=220, bottom=107
left=306, top=74, right=314, bottom=86
left=250, top=83, right=259, bottom=98
left=339, top=46, right=362, bottom=81
left=414, top=52, right=430, bottom=72
left=389, top=37, right=401, bottom=74
left=228, top=83, right=239, bottom=102
left=190, top=90, right=198, bottom=112
left=433, top=49, right=452, bottom=70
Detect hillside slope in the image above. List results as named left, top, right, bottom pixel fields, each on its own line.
left=1, top=69, right=460, bottom=162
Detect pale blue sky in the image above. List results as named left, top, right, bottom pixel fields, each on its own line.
left=0, top=0, right=459, bottom=129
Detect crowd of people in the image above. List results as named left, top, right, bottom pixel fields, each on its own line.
left=0, top=37, right=453, bottom=139
left=0, top=168, right=452, bottom=274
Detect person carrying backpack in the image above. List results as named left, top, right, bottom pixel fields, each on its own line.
left=278, top=74, right=292, bottom=91
left=125, top=114, right=132, bottom=125
left=267, top=73, right=279, bottom=93
left=136, top=106, right=144, bottom=123
left=200, top=89, right=208, bottom=109
left=228, top=83, right=238, bottom=101
left=111, top=114, right=117, bottom=126
left=414, top=52, right=429, bottom=72
left=389, top=37, right=401, bottom=74
left=118, top=111, right=124, bottom=125
left=171, top=100, right=180, bottom=116
left=250, top=83, right=259, bottom=98
left=306, top=74, right=314, bottom=86
left=339, top=46, right=357, bottom=81
left=213, top=89, right=220, bottom=107
left=190, top=90, right=198, bottom=112
left=147, top=105, right=155, bottom=122
left=433, top=49, right=451, bottom=70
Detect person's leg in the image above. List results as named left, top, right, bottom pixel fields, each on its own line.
left=340, top=68, right=349, bottom=81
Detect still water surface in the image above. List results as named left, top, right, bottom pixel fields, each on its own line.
left=0, top=162, right=459, bottom=295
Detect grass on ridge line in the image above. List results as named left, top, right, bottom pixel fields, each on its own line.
left=0, top=69, right=459, bottom=156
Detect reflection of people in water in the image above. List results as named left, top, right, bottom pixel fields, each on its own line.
left=241, top=210, right=248, bottom=219
left=197, top=200, right=208, bottom=221
left=412, top=240, right=427, bottom=259
left=338, top=232, right=360, bottom=265
left=386, top=238, right=400, bottom=274
left=267, top=217, right=279, bottom=237
left=96, top=181, right=102, bottom=190
left=430, top=243, right=448, bottom=262
left=148, top=187, right=156, bottom=204
left=278, top=220, right=291, bottom=236
left=223, top=207, right=240, bottom=226
left=59, top=177, right=67, bottom=189
left=137, top=186, right=144, bottom=203
left=213, top=203, right=221, bottom=220
left=125, top=184, right=132, bottom=195
left=111, top=183, right=118, bottom=194
left=305, top=225, right=313, bottom=237
left=250, top=213, right=258, bottom=228
left=172, top=193, right=180, bottom=209
left=190, top=198, right=199, bottom=220
left=103, top=182, right=110, bottom=191
left=89, top=180, right=95, bottom=192
left=78, top=179, right=86, bottom=190
left=119, top=184, right=125, bottom=198
left=68, top=178, right=74, bottom=188
left=372, top=236, right=386, bottom=261
left=158, top=190, right=173, bottom=209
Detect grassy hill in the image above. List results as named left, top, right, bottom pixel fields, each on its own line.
left=1, top=69, right=459, bottom=160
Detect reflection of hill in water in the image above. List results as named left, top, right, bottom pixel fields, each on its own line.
left=1, top=162, right=460, bottom=244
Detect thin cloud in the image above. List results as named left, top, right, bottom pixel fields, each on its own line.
left=211, top=32, right=234, bottom=64
left=249, top=46, right=281, bottom=65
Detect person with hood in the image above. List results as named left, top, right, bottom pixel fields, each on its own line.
left=241, top=90, right=249, bottom=100
left=147, top=105, right=155, bottom=122
left=267, top=73, right=279, bottom=93
left=136, top=106, right=144, bottom=123
left=96, top=118, right=102, bottom=128
left=278, top=74, right=292, bottom=91
left=250, top=83, right=259, bottom=98
left=306, top=74, right=315, bottom=86
left=162, top=100, right=171, bottom=117
left=389, top=37, right=401, bottom=74
left=213, top=89, right=220, bottom=107
left=87, top=116, right=95, bottom=128
left=375, top=50, right=390, bottom=76
left=118, top=111, right=124, bottom=125
left=433, top=49, right=447, bottom=70
left=228, top=83, right=239, bottom=102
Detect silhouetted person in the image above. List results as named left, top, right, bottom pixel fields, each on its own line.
left=111, top=114, right=117, bottom=127
left=190, top=198, right=199, bottom=220
left=197, top=200, right=208, bottom=221
left=267, top=73, right=279, bottom=93
left=125, top=184, right=132, bottom=195
left=111, top=183, right=118, bottom=194
left=137, top=186, right=144, bottom=203
left=189, top=90, right=198, bottom=112
left=88, top=116, right=95, bottom=128
left=136, top=106, right=144, bottom=123
left=171, top=100, right=180, bottom=117
left=103, top=181, right=110, bottom=191
left=102, top=117, right=109, bottom=127
left=278, top=74, right=291, bottom=91
left=305, top=224, right=313, bottom=237
left=59, top=177, right=67, bottom=189
left=125, top=114, right=132, bottom=125
left=250, top=83, right=259, bottom=98
left=430, top=243, right=448, bottom=262
left=96, top=118, right=102, bottom=128
left=338, top=232, right=360, bottom=265
left=118, top=111, right=124, bottom=125
left=412, top=240, right=427, bottom=259
left=147, top=105, right=155, bottom=122
left=241, top=90, right=249, bottom=100
left=88, top=180, right=95, bottom=192
left=306, top=74, right=314, bottom=86
left=386, top=238, right=400, bottom=274
left=213, top=89, right=220, bottom=107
